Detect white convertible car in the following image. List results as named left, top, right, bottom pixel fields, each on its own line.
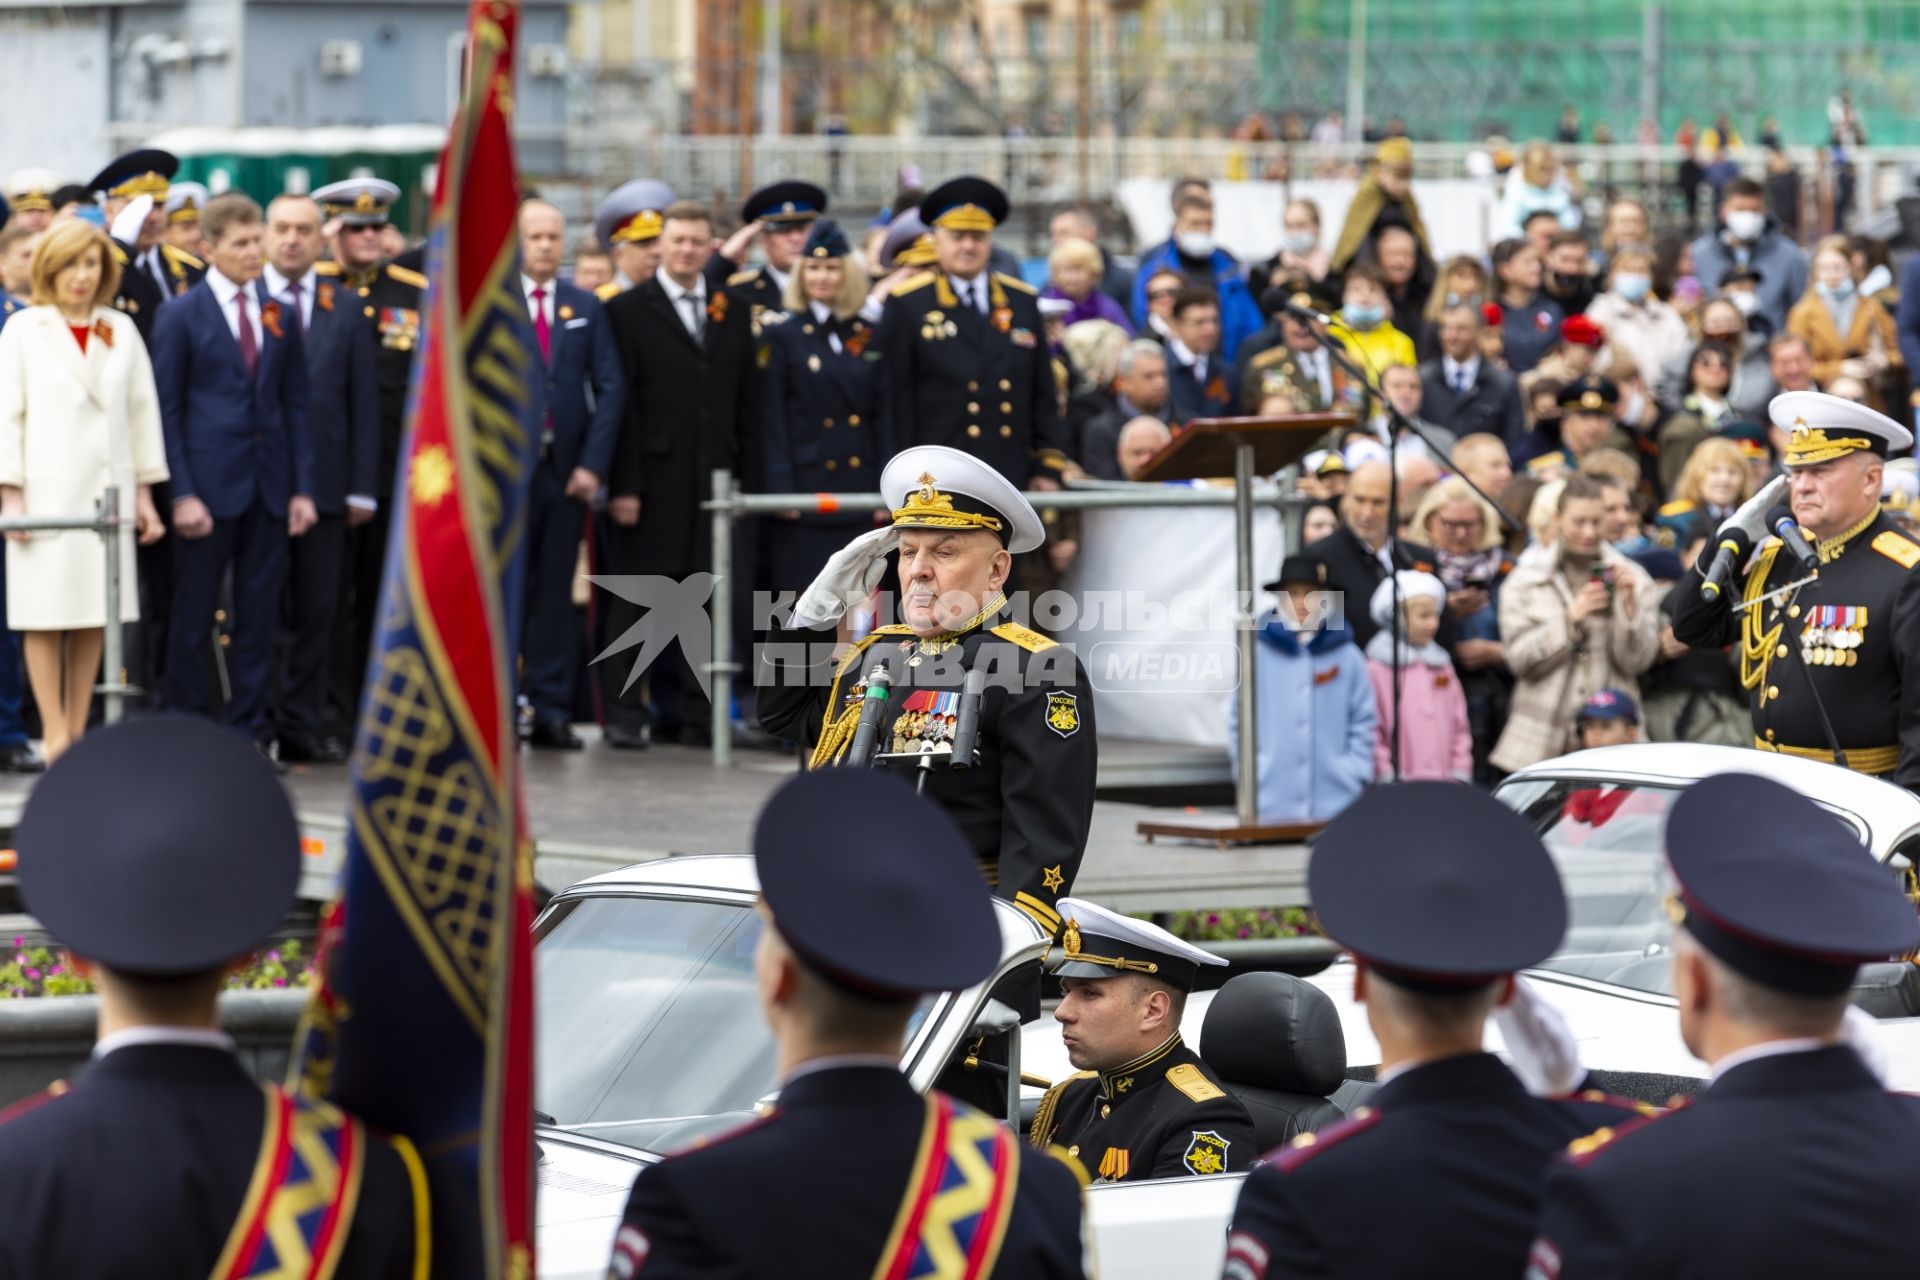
left=533, top=744, right=1920, bottom=1279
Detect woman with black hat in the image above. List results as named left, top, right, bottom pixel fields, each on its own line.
left=760, top=218, right=888, bottom=594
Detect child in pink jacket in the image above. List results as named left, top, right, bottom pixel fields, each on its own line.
left=1366, top=571, right=1472, bottom=781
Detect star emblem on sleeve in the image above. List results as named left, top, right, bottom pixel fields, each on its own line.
left=1042, top=865, right=1064, bottom=893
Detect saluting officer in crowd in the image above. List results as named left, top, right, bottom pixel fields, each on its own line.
left=309, top=177, right=426, bottom=732
left=759, top=218, right=887, bottom=594
left=1528, top=773, right=1920, bottom=1279
left=713, top=179, right=827, bottom=333
left=1031, top=899, right=1254, bottom=1183
left=0, top=717, right=425, bottom=1275
left=878, top=177, right=1072, bottom=492
left=1223, top=782, right=1645, bottom=1280
left=591, top=179, right=677, bottom=300
left=760, top=445, right=1096, bottom=937
left=1670, top=391, right=1920, bottom=789
left=90, top=150, right=180, bottom=343
left=606, top=768, right=1090, bottom=1280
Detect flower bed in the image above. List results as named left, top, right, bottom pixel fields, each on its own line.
left=1170, top=907, right=1319, bottom=943
left=0, top=938, right=314, bottom=998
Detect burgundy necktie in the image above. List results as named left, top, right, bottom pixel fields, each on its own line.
left=532, top=286, right=552, bottom=362
left=234, top=290, right=257, bottom=377
left=285, top=278, right=305, bottom=336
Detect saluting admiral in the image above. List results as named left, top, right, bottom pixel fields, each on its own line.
left=715, top=179, right=827, bottom=336
left=606, top=768, right=1090, bottom=1280
left=0, top=717, right=425, bottom=1275
left=759, top=446, right=1097, bottom=937
left=591, top=178, right=676, bottom=300
left=1527, top=774, right=1920, bottom=1279
left=91, top=149, right=205, bottom=301
left=878, top=177, right=1072, bottom=488
left=1222, top=783, right=1647, bottom=1280
left=1030, top=900, right=1254, bottom=1183
left=87, top=150, right=183, bottom=342
left=1670, top=391, right=1920, bottom=789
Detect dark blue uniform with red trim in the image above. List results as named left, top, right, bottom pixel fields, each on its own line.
left=606, top=1065, right=1086, bottom=1279
left=1528, top=1045, right=1920, bottom=1280
left=0, top=1043, right=423, bottom=1279
left=1221, top=1053, right=1647, bottom=1280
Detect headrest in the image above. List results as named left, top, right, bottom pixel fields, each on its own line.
left=1200, top=972, right=1346, bottom=1097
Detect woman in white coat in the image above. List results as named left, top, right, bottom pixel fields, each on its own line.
left=0, top=220, right=166, bottom=759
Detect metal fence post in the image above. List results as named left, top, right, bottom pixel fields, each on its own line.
left=710, top=468, right=734, bottom=768
left=98, top=486, right=124, bottom=724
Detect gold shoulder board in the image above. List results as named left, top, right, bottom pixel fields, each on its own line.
left=312, top=261, right=342, bottom=277
left=110, top=243, right=129, bottom=265
left=386, top=264, right=428, bottom=288
left=991, top=621, right=1057, bottom=653
left=995, top=272, right=1038, bottom=296
left=594, top=281, right=621, bottom=301
left=727, top=269, right=759, bottom=286
left=162, top=244, right=204, bottom=270
left=1873, top=530, right=1920, bottom=569
left=1657, top=499, right=1696, bottom=518
left=890, top=271, right=935, bottom=298
left=1166, top=1063, right=1224, bottom=1102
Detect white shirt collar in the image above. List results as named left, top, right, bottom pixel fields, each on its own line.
left=1709, top=1037, right=1836, bottom=1083
left=522, top=272, right=557, bottom=297
left=765, top=264, right=791, bottom=296
left=782, top=1053, right=900, bottom=1087
left=262, top=265, right=301, bottom=295
left=1443, top=354, right=1480, bottom=383
left=208, top=269, right=251, bottom=309
left=948, top=272, right=987, bottom=308
left=656, top=267, right=703, bottom=304
left=1165, top=335, right=1204, bottom=372
left=809, top=300, right=835, bottom=325
left=93, top=1025, right=237, bottom=1061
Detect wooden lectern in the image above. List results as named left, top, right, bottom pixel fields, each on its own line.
left=1133, top=413, right=1352, bottom=845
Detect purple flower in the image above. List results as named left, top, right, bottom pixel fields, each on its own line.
left=23, top=969, right=39, bottom=981
left=1237, top=926, right=1250, bottom=938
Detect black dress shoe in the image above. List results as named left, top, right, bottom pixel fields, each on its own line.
left=280, top=733, right=349, bottom=764
left=0, top=742, right=45, bottom=774
left=527, top=719, right=584, bottom=750
left=603, top=722, right=652, bottom=750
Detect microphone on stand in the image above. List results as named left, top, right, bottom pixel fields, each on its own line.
left=1699, top=528, right=1754, bottom=601
left=1769, top=506, right=1821, bottom=576
left=845, top=664, right=892, bottom=767
left=949, top=666, right=987, bottom=769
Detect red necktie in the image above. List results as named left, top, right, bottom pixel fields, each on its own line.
left=234, top=289, right=257, bottom=377
left=532, top=286, right=552, bottom=362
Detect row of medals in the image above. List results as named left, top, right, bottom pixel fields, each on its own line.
left=1803, top=625, right=1863, bottom=667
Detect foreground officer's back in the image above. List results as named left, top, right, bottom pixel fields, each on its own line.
left=0, top=717, right=424, bottom=1278
left=608, top=769, right=1088, bottom=1280
left=1224, top=783, right=1644, bottom=1280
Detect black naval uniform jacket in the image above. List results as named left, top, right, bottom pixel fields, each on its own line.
left=759, top=605, right=1097, bottom=936
left=1529, top=1045, right=1920, bottom=1280
left=1030, top=1033, right=1255, bottom=1184
left=0, top=1042, right=422, bottom=1278
left=1222, top=1052, right=1647, bottom=1280
left=720, top=262, right=788, bottom=337
left=314, top=259, right=427, bottom=502
left=109, top=238, right=168, bottom=344
left=877, top=271, right=1071, bottom=487
left=1669, top=508, right=1920, bottom=789
left=607, top=1065, right=1088, bottom=1280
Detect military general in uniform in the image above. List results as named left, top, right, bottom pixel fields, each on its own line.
left=592, top=179, right=676, bottom=300
left=877, top=177, right=1071, bottom=489
left=1222, top=782, right=1645, bottom=1280
left=713, top=179, right=827, bottom=335
left=1670, top=390, right=1920, bottom=789
left=1527, top=774, right=1920, bottom=1279
left=606, top=768, right=1090, bottom=1280
left=759, top=445, right=1097, bottom=937
left=1030, top=899, right=1254, bottom=1183
left=0, top=716, right=425, bottom=1276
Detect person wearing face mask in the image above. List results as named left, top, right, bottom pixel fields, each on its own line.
left=1589, top=247, right=1691, bottom=404
left=1688, top=177, right=1808, bottom=334
left=1327, top=264, right=1415, bottom=387
left=1249, top=198, right=1330, bottom=300
left=1655, top=340, right=1740, bottom=495
left=1787, top=235, right=1897, bottom=414
left=1540, top=230, right=1598, bottom=317
left=1688, top=297, right=1778, bottom=420
left=1128, top=193, right=1261, bottom=363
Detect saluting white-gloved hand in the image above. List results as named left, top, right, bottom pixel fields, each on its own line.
left=1717, top=473, right=1789, bottom=546
left=793, top=525, right=899, bottom=628
left=1491, top=974, right=1583, bottom=1097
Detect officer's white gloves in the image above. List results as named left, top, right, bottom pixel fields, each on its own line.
left=793, top=526, right=899, bottom=629
left=1716, top=473, right=1789, bottom=545
left=110, top=195, right=155, bottom=246
left=1492, top=975, right=1583, bottom=1097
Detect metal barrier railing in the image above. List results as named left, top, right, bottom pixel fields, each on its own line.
left=0, top=487, right=130, bottom=725
left=703, top=469, right=1305, bottom=770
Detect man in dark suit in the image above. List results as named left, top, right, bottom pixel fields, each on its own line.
left=877, top=176, right=1071, bottom=490
left=601, top=200, right=756, bottom=748
left=1303, top=460, right=1439, bottom=649
left=262, top=193, right=378, bottom=763
left=0, top=717, right=424, bottom=1276
left=1528, top=775, right=1920, bottom=1280
left=519, top=198, right=622, bottom=750
left=1419, top=303, right=1527, bottom=445
left=1224, top=784, right=1645, bottom=1280
left=151, top=193, right=314, bottom=758
left=1165, top=288, right=1237, bottom=419
left=607, top=768, right=1087, bottom=1279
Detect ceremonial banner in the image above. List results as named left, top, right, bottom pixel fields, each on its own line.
left=291, top=2, right=539, bottom=1275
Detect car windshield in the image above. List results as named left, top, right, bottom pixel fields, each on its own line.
left=534, top=892, right=937, bottom=1154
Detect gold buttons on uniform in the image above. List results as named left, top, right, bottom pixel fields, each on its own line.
left=967, top=425, right=981, bottom=438
left=1000, top=426, right=1013, bottom=437
left=999, top=379, right=1012, bottom=391
left=825, top=460, right=837, bottom=471
left=1067, top=1145, right=1079, bottom=1158
left=823, top=417, right=834, bottom=428
left=1100, top=1104, right=1111, bottom=1119
left=364, top=305, right=376, bottom=317
left=968, top=381, right=980, bottom=392
left=848, top=456, right=861, bottom=468
left=1766, top=728, right=1777, bottom=742
left=1001, top=402, right=1013, bottom=413
left=1788, top=605, right=1801, bottom=618
left=848, top=414, right=861, bottom=426
left=1776, top=644, right=1789, bottom=658
left=1767, top=685, right=1780, bottom=701
left=968, top=402, right=980, bottom=414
